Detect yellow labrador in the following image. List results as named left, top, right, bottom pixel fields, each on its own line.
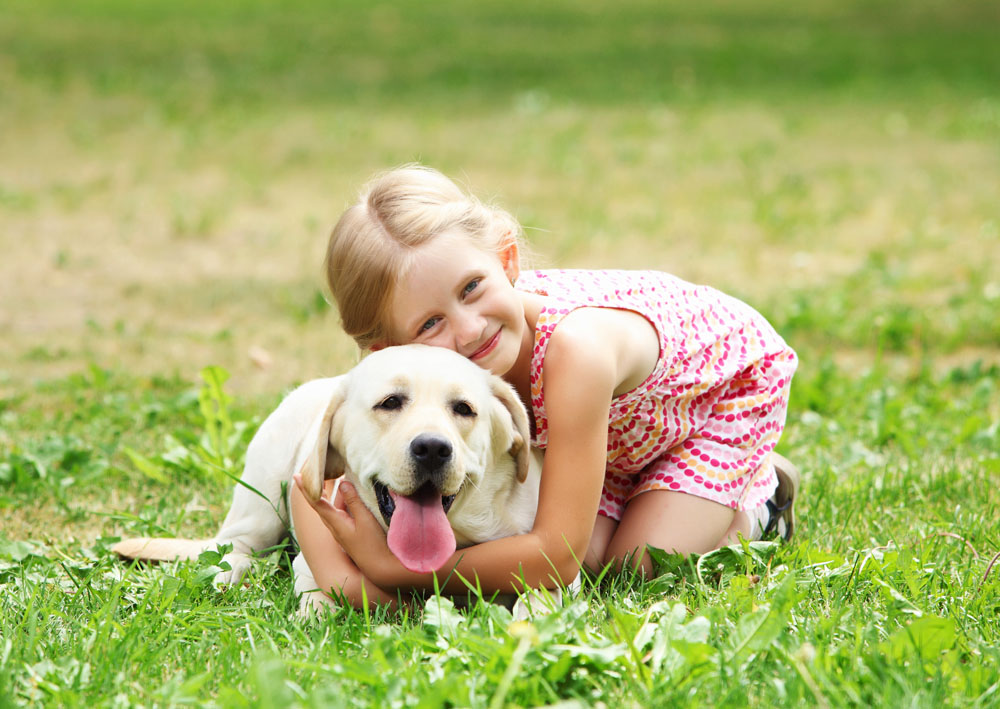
left=113, top=344, right=569, bottom=613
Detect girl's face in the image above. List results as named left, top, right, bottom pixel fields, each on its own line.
left=384, top=230, right=526, bottom=377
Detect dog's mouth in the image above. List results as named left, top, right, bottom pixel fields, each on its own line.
left=374, top=480, right=395, bottom=526
left=373, top=480, right=457, bottom=526
left=373, top=479, right=459, bottom=574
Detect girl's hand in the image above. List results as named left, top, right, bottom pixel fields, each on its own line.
left=292, top=475, right=402, bottom=585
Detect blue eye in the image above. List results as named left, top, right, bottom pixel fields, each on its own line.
left=462, top=279, right=481, bottom=296
left=419, top=317, right=439, bottom=333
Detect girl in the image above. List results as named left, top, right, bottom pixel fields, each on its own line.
left=290, top=165, right=799, bottom=609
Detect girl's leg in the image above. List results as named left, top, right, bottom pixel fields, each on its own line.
left=584, top=514, right=618, bottom=573
left=716, top=510, right=753, bottom=548
left=604, top=489, right=737, bottom=576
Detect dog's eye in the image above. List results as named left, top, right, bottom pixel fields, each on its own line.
left=451, top=400, right=476, bottom=417
left=375, top=395, right=405, bottom=411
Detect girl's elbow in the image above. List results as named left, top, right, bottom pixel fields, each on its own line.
left=540, top=545, right=583, bottom=588
left=555, top=559, right=583, bottom=587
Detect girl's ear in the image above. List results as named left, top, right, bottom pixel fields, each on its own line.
left=499, top=241, right=520, bottom=282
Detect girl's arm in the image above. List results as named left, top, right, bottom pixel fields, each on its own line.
left=300, top=320, right=622, bottom=594
left=289, top=478, right=402, bottom=608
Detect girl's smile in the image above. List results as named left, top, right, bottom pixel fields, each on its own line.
left=469, top=329, right=501, bottom=361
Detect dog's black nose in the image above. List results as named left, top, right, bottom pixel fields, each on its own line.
left=409, top=434, right=453, bottom=476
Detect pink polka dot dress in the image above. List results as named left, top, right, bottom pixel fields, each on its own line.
left=516, top=269, right=797, bottom=520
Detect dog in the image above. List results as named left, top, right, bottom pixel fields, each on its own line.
left=113, top=344, right=571, bottom=614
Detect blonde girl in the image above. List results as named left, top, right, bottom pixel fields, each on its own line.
left=290, top=165, right=800, bottom=608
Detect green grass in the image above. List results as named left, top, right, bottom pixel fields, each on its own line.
left=2, top=0, right=999, bottom=705
left=4, top=0, right=998, bottom=107
left=2, top=361, right=999, bottom=705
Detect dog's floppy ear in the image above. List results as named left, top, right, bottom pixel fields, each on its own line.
left=298, top=378, right=348, bottom=501
left=489, top=377, right=533, bottom=483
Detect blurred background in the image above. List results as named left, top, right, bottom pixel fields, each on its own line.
left=2, top=0, right=998, bottom=396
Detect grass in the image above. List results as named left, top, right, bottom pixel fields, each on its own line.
left=2, top=361, right=999, bottom=705
left=2, top=0, right=999, bottom=705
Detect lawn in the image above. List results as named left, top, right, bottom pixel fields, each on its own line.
left=1, top=0, right=998, bottom=705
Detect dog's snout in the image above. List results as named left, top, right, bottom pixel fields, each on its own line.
left=410, top=434, right=453, bottom=475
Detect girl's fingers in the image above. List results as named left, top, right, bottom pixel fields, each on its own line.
left=294, top=475, right=388, bottom=563
left=292, top=473, right=354, bottom=535
left=333, top=481, right=390, bottom=546
left=336, top=481, right=363, bottom=515
left=332, top=481, right=347, bottom=512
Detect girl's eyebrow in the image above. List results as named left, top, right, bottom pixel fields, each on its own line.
left=437, top=268, right=485, bottom=302
left=455, top=269, right=483, bottom=290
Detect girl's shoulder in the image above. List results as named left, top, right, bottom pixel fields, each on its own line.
left=517, top=268, right=685, bottom=300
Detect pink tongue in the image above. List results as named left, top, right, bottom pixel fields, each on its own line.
left=386, top=486, right=456, bottom=573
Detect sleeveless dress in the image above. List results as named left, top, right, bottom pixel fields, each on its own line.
left=515, top=269, right=797, bottom=520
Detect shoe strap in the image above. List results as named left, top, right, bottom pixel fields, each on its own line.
left=770, top=497, right=792, bottom=513
left=763, top=498, right=790, bottom=539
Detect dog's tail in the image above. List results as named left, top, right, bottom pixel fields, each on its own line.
left=111, top=537, right=216, bottom=562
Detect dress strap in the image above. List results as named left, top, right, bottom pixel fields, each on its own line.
left=527, top=298, right=583, bottom=447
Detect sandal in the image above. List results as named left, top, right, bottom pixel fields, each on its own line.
left=763, top=453, right=800, bottom=541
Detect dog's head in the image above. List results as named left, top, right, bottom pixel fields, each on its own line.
left=298, top=344, right=532, bottom=573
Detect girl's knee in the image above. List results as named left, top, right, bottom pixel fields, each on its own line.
left=600, top=490, right=737, bottom=574
left=602, top=536, right=655, bottom=577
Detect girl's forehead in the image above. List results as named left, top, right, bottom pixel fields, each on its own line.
left=398, top=230, right=500, bottom=278
left=417, top=228, right=498, bottom=259
left=401, top=239, right=491, bottom=292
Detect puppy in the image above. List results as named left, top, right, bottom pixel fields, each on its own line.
left=113, top=344, right=565, bottom=612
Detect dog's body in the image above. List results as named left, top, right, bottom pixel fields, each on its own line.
left=113, top=345, right=555, bottom=612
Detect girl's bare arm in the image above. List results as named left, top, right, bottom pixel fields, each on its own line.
left=302, top=318, right=623, bottom=594
left=289, top=479, right=401, bottom=608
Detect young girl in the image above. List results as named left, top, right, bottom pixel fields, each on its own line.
left=290, top=165, right=800, bottom=609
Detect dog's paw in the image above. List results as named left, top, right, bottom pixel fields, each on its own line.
left=510, top=574, right=581, bottom=620
left=297, top=590, right=339, bottom=617
left=213, top=553, right=253, bottom=588
left=511, top=586, right=562, bottom=621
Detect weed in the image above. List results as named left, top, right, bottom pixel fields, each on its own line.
left=124, top=366, right=256, bottom=489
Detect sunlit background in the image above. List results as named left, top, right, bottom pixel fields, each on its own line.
left=3, top=0, right=998, bottom=396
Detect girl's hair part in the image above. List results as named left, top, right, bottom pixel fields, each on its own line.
left=325, top=165, right=524, bottom=350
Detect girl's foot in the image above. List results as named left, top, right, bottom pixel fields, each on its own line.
left=764, top=453, right=800, bottom=541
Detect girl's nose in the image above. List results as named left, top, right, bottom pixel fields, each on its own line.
left=453, top=310, right=486, bottom=349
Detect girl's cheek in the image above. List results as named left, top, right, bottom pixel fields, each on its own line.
left=425, top=332, right=459, bottom=353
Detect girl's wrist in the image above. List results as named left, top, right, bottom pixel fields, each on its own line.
left=343, top=575, right=400, bottom=609
left=370, top=552, right=440, bottom=593
left=364, top=547, right=406, bottom=589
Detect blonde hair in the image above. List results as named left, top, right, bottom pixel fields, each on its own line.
left=325, top=165, right=524, bottom=350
